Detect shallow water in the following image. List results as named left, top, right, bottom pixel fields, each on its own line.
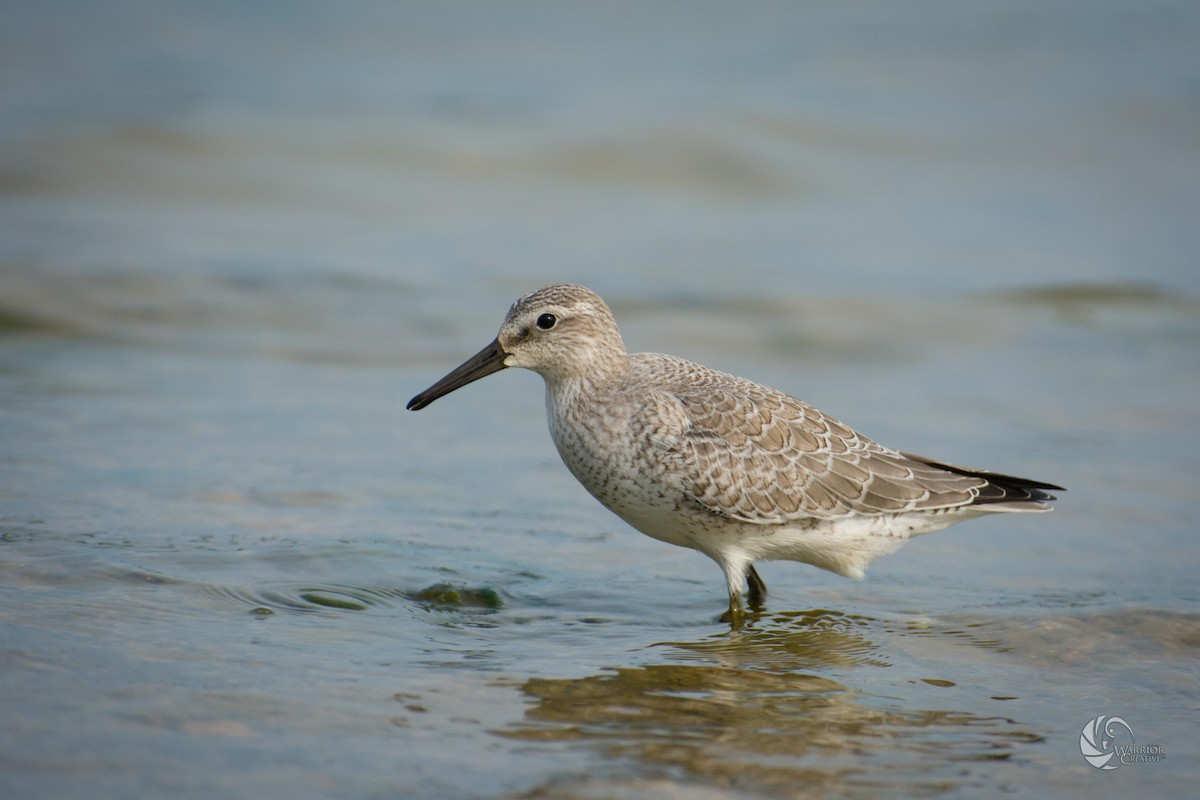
left=2, top=2, right=1198, bottom=798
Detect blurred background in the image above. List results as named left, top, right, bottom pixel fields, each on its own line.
left=1, top=2, right=1197, bottom=798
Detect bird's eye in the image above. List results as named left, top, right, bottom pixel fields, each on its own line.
left=536, top=313, right=557, bottom=330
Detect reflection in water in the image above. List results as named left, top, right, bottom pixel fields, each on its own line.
left=662, top=609, right=891, bottom=671
left=497, top=611, right=1044, bottom=799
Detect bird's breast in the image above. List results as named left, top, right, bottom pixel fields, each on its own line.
left=546, top=389, right=689, bottom=527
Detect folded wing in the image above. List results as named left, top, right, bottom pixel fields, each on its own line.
left=655, top=382, right=1057, bottom=524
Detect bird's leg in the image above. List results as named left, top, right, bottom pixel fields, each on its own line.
left=746, top=564, right=767, bottom=609
left=720, top=590, right=746, bottom=624
left=718, top=558, right=748, bottom=623
left=718, top=559, right=758, bottom=624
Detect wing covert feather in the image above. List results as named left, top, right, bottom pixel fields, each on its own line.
left=643, top=379, right=987, bottom=523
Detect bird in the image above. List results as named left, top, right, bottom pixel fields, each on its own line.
left=407, top=284, right=1062, bottom=621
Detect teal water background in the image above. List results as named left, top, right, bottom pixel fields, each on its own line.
left=2, top=3, right=1197, bottom=798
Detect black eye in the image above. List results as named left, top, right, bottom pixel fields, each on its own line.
left=536, top=313, right=557, bottom=330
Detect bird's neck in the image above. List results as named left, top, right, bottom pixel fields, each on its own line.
left=542, top=349, right=629, bottom=413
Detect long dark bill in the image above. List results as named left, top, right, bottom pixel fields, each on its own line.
left=406, top=337, right=509, bottom=410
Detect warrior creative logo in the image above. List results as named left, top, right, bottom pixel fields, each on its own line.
left=1079, top=715, right=1165, bottom=770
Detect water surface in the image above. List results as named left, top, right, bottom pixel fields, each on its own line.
left=2, top=2, right=1198, bottom=798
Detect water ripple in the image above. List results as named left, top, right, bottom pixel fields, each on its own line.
left=198, top=580, right=504, bottom=616
left=654, top=608, right=890, bottom=671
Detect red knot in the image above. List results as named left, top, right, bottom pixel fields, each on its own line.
left=408, top=284, right=1063, bottom=621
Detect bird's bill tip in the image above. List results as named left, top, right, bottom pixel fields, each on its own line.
left=406, top=338, right=508, bottom=410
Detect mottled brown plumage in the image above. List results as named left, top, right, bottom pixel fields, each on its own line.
left=408, top=284, right=1062, bottom=620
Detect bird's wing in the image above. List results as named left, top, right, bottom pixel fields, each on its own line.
left=648, top=381, right=988, bottom=523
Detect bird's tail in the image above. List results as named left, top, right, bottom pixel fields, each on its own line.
left=900, top=452, right=1063, bottom=511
